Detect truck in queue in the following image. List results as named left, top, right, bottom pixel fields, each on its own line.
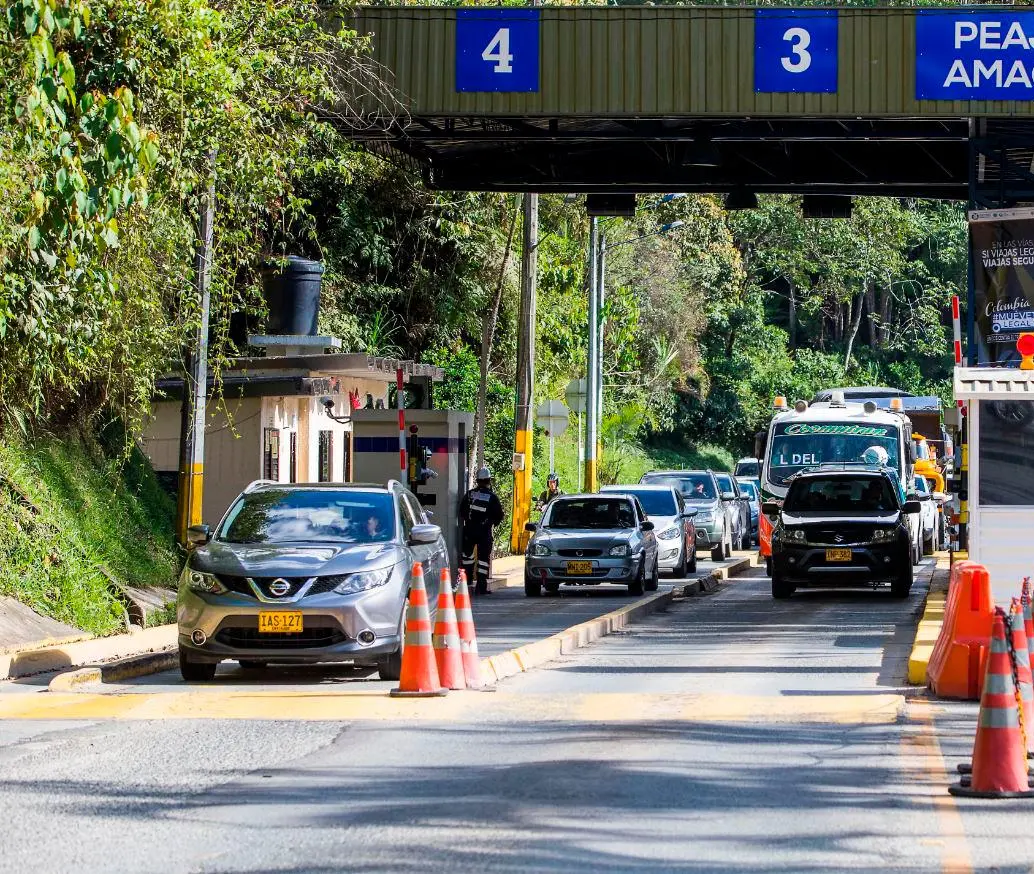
left=755, top=390, right=920, bottom=575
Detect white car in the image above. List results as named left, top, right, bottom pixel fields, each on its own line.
left=913, top=475, right=941, bottom=555
left=602, top=484, right=698, bottom=576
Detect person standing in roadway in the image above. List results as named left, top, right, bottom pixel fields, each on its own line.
left=460, top=466, right=504, bottom=595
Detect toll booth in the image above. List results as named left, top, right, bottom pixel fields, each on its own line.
left=350, top=409, right=472, bottom=572
left=954, top=369, right=1034, bottom=605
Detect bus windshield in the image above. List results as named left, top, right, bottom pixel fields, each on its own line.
left=767, top=421, right=901, bottom=486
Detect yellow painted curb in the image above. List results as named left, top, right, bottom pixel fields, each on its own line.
left=907, top=560, right=951, bottom=686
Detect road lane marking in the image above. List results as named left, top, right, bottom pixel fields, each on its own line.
left=0, top=690, right=905, bottom=723
left=902, top=699, right=973, bottom=874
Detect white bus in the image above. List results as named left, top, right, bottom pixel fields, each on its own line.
left=756, top=391, right=919, bottom=573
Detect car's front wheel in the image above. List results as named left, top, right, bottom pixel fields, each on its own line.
left=891, top=561, right=914, bottom=599
left=525, top=576, right=543, bottom=597
left=710, top=534, right=724, bottom=562
left=179, top=647, right=217, bottom=682
left=377, top=611, right=407, bottom=681
left=771, top=572, right=795, bottom=600
left=646, top=557, right=660, bottom=592
left=629, top=560, right=646, bottom=596
left=724, top=528, right=732, bottom=558
left=672, top=544, right=687, bottom=578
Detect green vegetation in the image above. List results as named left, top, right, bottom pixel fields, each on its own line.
left=0, top=431, right=177, bottom=634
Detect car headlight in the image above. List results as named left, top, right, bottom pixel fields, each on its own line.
left=609, top=544, right=630, bottom=557
left=333, top=567, right=394, bottom=595
left=780, top=528, right=806, bottom=543
left=531, top=543, right=551, bottom=557
left=872, top=528, right=897, bottom=543
left=185, top=569, right=226, bottom=594
left=658, top=526, right=680, bottom=540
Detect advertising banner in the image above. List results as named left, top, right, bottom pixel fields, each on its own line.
left=969, top=207, right=1034, bottom=364
left=917, top=11, right=1034, bottom=100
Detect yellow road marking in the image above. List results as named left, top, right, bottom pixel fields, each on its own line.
left=902, top=699, right=973, bottom=874
left=0, top=690, right=904, bottom=724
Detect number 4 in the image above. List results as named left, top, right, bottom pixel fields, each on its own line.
left=482, top=28, right=514, bottom=73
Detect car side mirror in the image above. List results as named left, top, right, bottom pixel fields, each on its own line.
left=721, top=492, right=735, bottom=501
left=640, top=520, right=655, bottom=532
left=761, top=502, right=781, bottom=520
left=683, top=508, right=698, bottom=518
left=902, top=500, right=921, bottom=515
left=186, top=524, right=212, bottom=548
left=409, top=523, right=441, bottom=545
left=525, top=522, right=538, bottom=533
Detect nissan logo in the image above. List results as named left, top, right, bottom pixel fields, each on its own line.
left=269, top=579, right=291, bottom=597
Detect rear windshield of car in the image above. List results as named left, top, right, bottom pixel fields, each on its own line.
left=218, top=489, right=396, bottom=544
left=738, top=482, right=758, bottom=500
left=641, top=472, right=716, bottom=500
left=545, top=498, right=636, bottom=529
left=610, top=489, right=677, bottom=517
left=735, top=461, right=759, bottom=478
left=784, top=476, right=898, bottom=513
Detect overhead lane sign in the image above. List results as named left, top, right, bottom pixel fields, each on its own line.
left=456, top=9, right=540, bottom=93
left=754, top=10, right=838, bottom=94
left=917, top=11, right=1034, bottom=99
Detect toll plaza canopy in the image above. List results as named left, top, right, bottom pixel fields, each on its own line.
left=346, top=5, right=1034, bottom=201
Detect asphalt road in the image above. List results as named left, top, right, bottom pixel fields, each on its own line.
left=0, top=556, right=1020, bottom=873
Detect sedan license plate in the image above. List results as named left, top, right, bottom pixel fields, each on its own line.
left=825, top=548, right=853, bottom=563
left=258, top=612, right=303, bottom=633
left=566, top=560, right=594, bottom=575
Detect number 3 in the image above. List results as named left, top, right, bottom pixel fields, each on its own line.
left=482, top=28, right=514, bottom=74
left=781, top=27, right=811, bottom=73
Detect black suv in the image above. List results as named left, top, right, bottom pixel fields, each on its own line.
left=763, top=467, right=920, bottom=600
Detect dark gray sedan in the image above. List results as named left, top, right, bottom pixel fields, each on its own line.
left=176, top=480, right=448, bottom=682
left=523, top=494, right=659, bottom=597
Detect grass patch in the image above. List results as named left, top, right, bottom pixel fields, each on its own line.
left=0, top=430, right=179, bottom=636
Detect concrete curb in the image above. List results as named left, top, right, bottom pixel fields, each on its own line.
left=681, top=555, right=754, bottom=597
left=478, top=588, right=675, bottom=684
left=907, top=559, right=950, bottom=686
left=48, top=650, right=177, bottom=692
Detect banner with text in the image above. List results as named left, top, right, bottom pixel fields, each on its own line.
left=970, top=208, right=1034, bottom=364
left=917, top=11, right=1034, bottom=100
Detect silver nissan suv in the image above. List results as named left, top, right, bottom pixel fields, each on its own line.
left=177, top=480, right=449, bottom=682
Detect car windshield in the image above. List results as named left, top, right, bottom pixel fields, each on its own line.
left=735, top=460, right=759, bottom=478
left=767, top=421, right=901, bottom=485
left=608, top=489, right=677, bottom=517
left=784, top=476, right=898, bottom=513
left=545, top=498, right=636, bottom=529
left=641, top=472, right=716, bottom=500
left=738, top=482, right=757, bottom=500
left=714, top=473, right=734, bottom=493
left=218, top=489, right=396, bottom=544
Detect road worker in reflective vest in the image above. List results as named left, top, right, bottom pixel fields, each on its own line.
left=460, top=466, right=504, bottom=595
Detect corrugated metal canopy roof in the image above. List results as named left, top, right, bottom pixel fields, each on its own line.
left=954, top=367, right=1034, bottom=400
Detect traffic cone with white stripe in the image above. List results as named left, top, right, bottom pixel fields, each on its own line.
left=950, top=607, right=1034, bottom=798
left=455, top=570, right=484, bottom=689
left=390, top=562, right=447, bottom=698
left=1022, top=578, right=1034, bottom=668
left=1010, top=597, right=1034, bottom=756
left=432, top=568, right=466, bottom=690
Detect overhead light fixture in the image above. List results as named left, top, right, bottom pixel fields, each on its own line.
left=725, top=190, right=759, bottom=210
left=680, top=136, right=721, bottom=168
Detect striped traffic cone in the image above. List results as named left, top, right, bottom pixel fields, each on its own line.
left=950, top=607, right=1034, bottom=798
left=455, top=570, right=484, bottom=689
left=390, top=562, right=447, bottom=698
left=1011, top=598, right=1034, bottom=756
left=1022, top=579, right=1033, bottom=662
left=432, top=568, right=466, bottom=690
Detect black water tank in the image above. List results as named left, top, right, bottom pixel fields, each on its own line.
left=261, top=256, right=325, bottom=336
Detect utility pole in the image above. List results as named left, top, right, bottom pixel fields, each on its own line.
left=176, top=151, right=216, bottom=545
left=510, top=193, right=538, bottom=553
left=584, top=217, right=599, bottom=493
left=596, top=231, right=606, bottom=466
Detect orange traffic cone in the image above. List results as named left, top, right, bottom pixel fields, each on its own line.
left=1023, top=579, right=1034, bottom=666
left=390, top=562, right=447, bottom=698
left=1010, top=598, right=1034, bottom=755
left=455, top=570, right=484, bottom=690
left=432, top=568, right=466, bottom=690
left=950, top=607, right=1034, bottom=798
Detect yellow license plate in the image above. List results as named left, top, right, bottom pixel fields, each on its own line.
left=258, top=612, right=303, bottom=633
left=825, top=548, right=853, bottom=562
left=566, top=560, right=594, bottom=575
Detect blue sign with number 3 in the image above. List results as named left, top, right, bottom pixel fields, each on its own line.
left=456, top=9, right=540, bottom=93
left=754, top=10, right=838, bottom=94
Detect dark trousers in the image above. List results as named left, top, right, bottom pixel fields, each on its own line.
left=461, top=527, right=493, bottom=592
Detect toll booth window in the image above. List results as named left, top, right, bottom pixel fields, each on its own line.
left=318, top=431, right=334, bottom=483
left=978, top=401, right=1034, bottom=505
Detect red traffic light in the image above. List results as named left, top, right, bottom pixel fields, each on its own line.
left=1019, top=333, right=1034, bottom=357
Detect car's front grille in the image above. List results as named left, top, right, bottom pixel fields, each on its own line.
left=557, top=549, right=603, bottom=558
left=805, top=528, right=875, bottom=546
left=214, top=627, right=348, bottom=649
left=215, top=574, right=349, bottom=599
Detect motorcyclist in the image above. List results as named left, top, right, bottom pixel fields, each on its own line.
left=536, top=473, right=564, bottom=513
left=459, top=466, right=504, bottom=595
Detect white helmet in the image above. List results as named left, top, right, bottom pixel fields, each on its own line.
left=862, top=446, right=889, bottom=466
left=476, top=466, right=492, bottom=482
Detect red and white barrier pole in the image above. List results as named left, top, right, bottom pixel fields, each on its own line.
left=397, top=367, right=406, bottom=478
left=951, top=295, right=965, bottom=413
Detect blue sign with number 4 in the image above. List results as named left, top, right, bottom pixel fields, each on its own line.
left=755, top=10, right=838, bottom=94
left=456, top=9, right=540, bottom=93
